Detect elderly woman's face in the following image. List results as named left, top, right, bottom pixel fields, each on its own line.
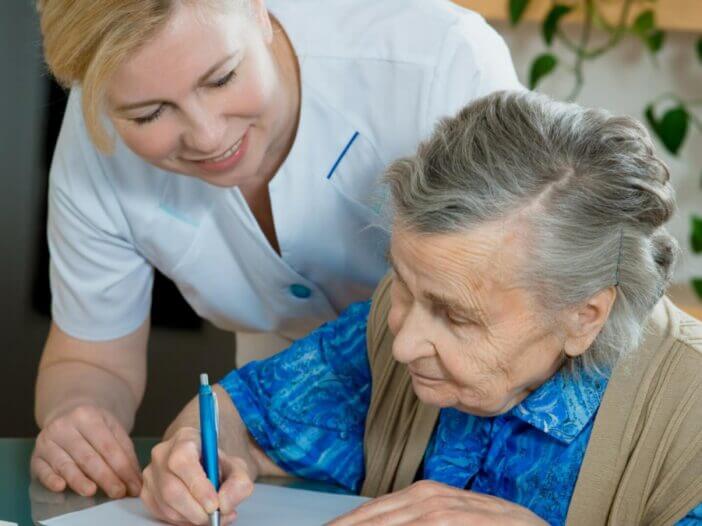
left=388, top=224, right=567, bottom=417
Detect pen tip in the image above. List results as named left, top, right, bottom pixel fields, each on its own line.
left=200, top=373, right=209, bottom=386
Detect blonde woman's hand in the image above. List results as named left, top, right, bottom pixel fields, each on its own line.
left=31, top=404, right=142, bottom=499
left=141, top=426, right=254, bottom=525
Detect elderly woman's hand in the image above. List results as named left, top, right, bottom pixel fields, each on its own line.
left=327, top=480, right=548, bottom=526
left=140, top=426, right=253, bottom=525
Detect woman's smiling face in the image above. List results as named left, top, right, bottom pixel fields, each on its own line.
left=106, top=1, right=292, bottom=188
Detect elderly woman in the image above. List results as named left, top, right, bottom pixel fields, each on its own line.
left=140, top=91, right=702, bottom=525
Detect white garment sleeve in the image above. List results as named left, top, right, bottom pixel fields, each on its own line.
left=423, top=13, right=524, bottom=134
left=48, top=90, right=153, bottom=341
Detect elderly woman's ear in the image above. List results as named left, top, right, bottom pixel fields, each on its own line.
left=562, top=286, right=617, bottom=358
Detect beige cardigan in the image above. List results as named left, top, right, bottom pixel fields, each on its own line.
left=360, top=275, right=702, bottom=525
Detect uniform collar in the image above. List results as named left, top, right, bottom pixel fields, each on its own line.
left=510, top=365, right=609, bottom=444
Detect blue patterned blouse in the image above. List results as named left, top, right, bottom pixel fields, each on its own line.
left=220, top=301, right=702, bottom=526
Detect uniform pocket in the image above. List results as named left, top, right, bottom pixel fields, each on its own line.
left=325, top=131, right=388, bottom=218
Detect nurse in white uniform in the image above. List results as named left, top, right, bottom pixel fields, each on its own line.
left=32, top=0, right=521, bottom=500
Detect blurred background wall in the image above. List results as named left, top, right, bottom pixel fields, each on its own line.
left=464, top=0, right=702, bottom=305
left=1, top=0, right=700, bottom=437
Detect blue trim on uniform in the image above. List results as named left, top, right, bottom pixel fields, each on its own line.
left=159, top=204, right=198, bottom=227
left=326, top=131, right=360, bottom=180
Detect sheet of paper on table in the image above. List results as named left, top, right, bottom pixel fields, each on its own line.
left=39, top=483, right=370, bottom=526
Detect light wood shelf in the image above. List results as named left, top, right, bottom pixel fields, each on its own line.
left=668, top=283, right=702, bottom=321
left=454, top=0, right=702, bottom=33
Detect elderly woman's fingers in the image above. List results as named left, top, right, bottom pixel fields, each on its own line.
left=155, top=473, right=210, bottom=525
left=220, top=511, right=239, bottom=524
left=327, top=480, right=469, bottom=526
left=357, top=495, right=470, bottom=525
left=140, top=475, right=194, bottom=526
left=30, top=455, right=66, bottom=493
left=166, top=438, right=219, bottom=515
left=142, top=428, right=254, bottom=524
left=327, top=484, right=424, bottom=525
left=143, top=427, right=233, bottom=524
left=217, top=454, right=254, bottom=515
left=329, top=483, right=550, bottom=526
left=409, top=511, right=480, bottom=526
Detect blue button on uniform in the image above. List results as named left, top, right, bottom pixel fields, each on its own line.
left=290, top=284, right=312, bottom=299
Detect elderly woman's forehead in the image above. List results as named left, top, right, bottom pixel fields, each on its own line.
left=390, top=221, right=526, bottom=284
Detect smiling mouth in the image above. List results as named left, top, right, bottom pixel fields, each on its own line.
left=189, top=134, right=245, bottom=163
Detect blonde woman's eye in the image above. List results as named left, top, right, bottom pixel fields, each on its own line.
left=211, top=69, right=236, bottom=88
left=133, top=105, right=164, bottom=125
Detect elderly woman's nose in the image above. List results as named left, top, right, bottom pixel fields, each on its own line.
left=391, top=306, right=435, bottom=363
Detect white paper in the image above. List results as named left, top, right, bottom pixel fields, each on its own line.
left=40, top=483, right=369, bottom=526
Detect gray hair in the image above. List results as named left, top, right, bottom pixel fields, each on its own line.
left=385, top=90, right=678, bottom=375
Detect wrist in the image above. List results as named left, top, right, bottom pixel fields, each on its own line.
left=39, top=397, right=101, bottom=428
left=39, top=397, right=133, bottom=431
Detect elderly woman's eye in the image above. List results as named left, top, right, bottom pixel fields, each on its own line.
left=446, top=310, right=473, bottom=326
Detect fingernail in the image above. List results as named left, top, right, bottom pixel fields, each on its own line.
left=81, top=484, right=96, bottom=497
left=109, top=484, right=125, bottom=498
left=219, top=494, right=232, bottom=514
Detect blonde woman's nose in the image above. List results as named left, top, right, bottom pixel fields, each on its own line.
left=184, top=110, right=227, bottom=155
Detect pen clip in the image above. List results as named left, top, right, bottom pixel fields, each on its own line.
left=212, top=391, right=219, bottom=438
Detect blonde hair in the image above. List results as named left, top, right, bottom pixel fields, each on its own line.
left=37, top=0, right=246, bottom=152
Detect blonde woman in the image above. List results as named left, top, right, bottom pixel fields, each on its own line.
left=32, top=0, right=521, bottom=499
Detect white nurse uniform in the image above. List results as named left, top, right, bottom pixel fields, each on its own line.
left=48, top=0, right=522, bottom=362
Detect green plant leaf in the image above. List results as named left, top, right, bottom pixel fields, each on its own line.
left=529, top=53, right=558, bottom=89
left=645, top=104, right=663, bottom=137
left=543, top=4, right=573, bottom=45
left=631, top=10, right=665, bottom=54
left=697, top=37, right=702, bottom=63
left=692, top=279, right=702, bottom=302
left=658, top=106, right=689, bottom=155
left=646, top=30, right=665, bottom=53
left=510, top=0, right=531, bottom=25
left=691, top=215, right=702, bottom=254
left=632, top=10, right=655, bottom=36
left=645, top=105, right=689, bottom=155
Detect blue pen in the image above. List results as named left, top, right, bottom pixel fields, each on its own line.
left=199, top=373, right=220, bottom=526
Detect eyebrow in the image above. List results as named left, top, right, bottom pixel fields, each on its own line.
left=388, top=251, right=486, bottom=322
left=425, top=291, right=484, bottom=322
left=113, top=53, right=237, bottom=112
